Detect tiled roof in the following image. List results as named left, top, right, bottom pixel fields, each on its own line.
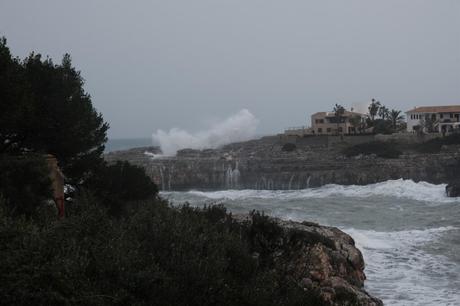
left=406, top=105, right=460, bottom=113
left=312, top=111, right=364, bottom=117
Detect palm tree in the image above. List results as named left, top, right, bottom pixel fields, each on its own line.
left=389, top=109, right=404, bottom=130
left=368, top=99, right=381, bottom=121
left=378, top=105, right=390, bottom=120
left=333, top=104, right=345, bottom=134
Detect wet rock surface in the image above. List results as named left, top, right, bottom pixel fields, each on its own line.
left=446, top=181, right=460, bottom=197
left=105, top=136, right=459, bottom=191
left=234, top=215, right=383, bottom=306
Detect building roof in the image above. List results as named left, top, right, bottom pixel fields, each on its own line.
left=312, top=111, right=364, bottom=117
left=406, top=105, right=460, bottom=113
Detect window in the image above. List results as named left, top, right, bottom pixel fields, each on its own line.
left=338, top=127, right=343, bottom=133
left=315, top=119, right=324, bottom=124
left=450, top=113, right=454, bottom=118
left=327, top=128, right=331, bottom=133
left=441, top=114, right=444, bottom=119
left=318, top=128, right=322, bottom=133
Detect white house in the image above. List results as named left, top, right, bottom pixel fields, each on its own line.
left=406, top=105, right=460, bottom=133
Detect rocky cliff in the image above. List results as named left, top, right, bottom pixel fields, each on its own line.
left=105, top=136, right=459, bottom=190
left=236, top=214, right=383, bottom=305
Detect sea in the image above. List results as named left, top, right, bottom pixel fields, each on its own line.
left=163, top=179, right=460, bottom=306
left=105, top=138, right=154, bottom=153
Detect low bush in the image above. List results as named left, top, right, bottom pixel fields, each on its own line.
left=373, top=119, right=393, bottom=134
left=281, top=143, right=297, bottom=152
left=0, top=196, right=321, bottom=306
left=414, top=133, right=460, bottom=153
left=84, top=161, right=159, bottom=215
left=342, top=141, right=402, bottom=158
left=0, top=154, right=52, bottom=216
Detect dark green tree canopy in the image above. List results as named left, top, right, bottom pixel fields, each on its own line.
left=0, top=37, right=109, bottom=184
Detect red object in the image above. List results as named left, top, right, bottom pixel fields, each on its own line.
left=55, top=197, right=65, bottom=218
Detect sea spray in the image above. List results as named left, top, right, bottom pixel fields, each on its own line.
left=182, top=179, right=460, bottom=203
left=152, top=109, right=259, bottom=156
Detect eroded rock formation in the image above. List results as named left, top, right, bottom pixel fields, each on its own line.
left=105, top=136, right=460, bottom=190
left=235, top=215, right=383, bottom=305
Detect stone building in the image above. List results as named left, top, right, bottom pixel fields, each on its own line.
left=310, top=111, right=365, bottom=135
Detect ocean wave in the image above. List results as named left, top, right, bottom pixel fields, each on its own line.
left=345, top=226, right=457, bottom=250
left=344, top=226, right=460, bottom=306
left=186, top=179, right=460, bottom=203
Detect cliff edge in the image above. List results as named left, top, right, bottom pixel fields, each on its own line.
left=105, top=135, right=460, bottom=190
left=236, top=214, right=383, bottom=305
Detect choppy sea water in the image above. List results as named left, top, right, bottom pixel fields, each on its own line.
left=162, top=179, right=460, bottom=306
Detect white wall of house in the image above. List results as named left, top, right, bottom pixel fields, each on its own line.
left=405, top=112, right=434, bottom=132
left=406, top=111, right=460, bottom=132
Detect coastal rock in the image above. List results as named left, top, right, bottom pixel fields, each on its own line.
left=240, top=216, right=383, bottom=306
left=105, top=136, right=459, bottom=190
left=446, top=182, right=460, bottom=197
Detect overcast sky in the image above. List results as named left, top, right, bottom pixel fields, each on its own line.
left=1, top=0, right=459, bottom=138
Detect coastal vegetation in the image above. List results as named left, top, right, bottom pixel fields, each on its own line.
left=342, top=141, right=402, bottom=159
left=414, top=133, right=460, bottom=153
left=0, top=37, right=329, bottom=305
left=330, top=99, right=405, bottom=135
left=1, top=194, right=325, bottom=305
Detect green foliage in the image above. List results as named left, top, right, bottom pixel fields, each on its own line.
left=414, top=133, right=460, bottom=153
left=389, top=109, right=404, bottom=130
left=368, top=98, right=381, bottom=121
left=0, top=154, right=52, bottom=216
left=343, top=141, right=402, bottom=158
left=0, top=196, right=321, bottom=306
left=373, top=119, right=393, bottom=134
left=378, top=105, right=389, bottom=120
left=281, top=143, right=297, bottom=152
left=333, top=104, right=345, bottom=118
left=349, top=115, right=363, bottom=133
left=85, top=161, right=159, bottom=215
left=0, top=37, right=108, bottom=185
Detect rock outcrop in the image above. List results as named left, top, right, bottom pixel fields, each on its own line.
left=446, top=182, right=460, bottom=197
left=105, top=136, right=460, bottom=190
left=236, top=215, right=383, bottom=305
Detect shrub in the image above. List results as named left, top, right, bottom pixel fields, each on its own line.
left=0, top=195, right=321, bottom=306
left=84, top=161, right=158, bottom=215
left=415, top=133, right=460, bottom=153
left=373, top=119, right=393, bottom=134
left=281, top=143, right=297, bottom=152
left=0, top=154, right=52, bottom=216
left=342, top=141, right=402, bottom=158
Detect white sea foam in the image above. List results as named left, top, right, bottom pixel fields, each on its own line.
left=152, top=109, right=259, bottom=155
left=345, top=226, right=460, bottom=306
left=164, top=179, right=460, bottom=306
left=187, top=179, right=460, bottom=203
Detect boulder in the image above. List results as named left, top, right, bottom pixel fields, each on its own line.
left=446, top=182, right=460, bottom=197
left=234, top=215, right=383, bottom=305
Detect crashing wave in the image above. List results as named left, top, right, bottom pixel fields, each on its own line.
left=185, top=179, right=460, bottom=203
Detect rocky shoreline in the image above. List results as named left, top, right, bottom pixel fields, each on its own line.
left=233, top=214, right=383, bottom=305
left=105, top=135, right=459, bottom=191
